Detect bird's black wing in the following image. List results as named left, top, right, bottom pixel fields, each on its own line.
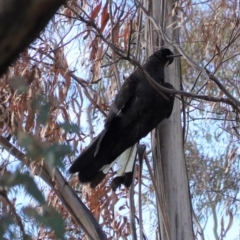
left=69, top=48, right=175, bottom=188
left=104, top=75, right=139, bottom=128
left=94, top=74, right=139, bottom=156
left=69, top=73, right=140, bottom=179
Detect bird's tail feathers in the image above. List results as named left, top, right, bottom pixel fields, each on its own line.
left=111, top=144, right=137, bottom=191
left=69, top=136, right=100, bottom=176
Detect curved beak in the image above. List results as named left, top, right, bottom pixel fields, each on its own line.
left=165, top=54, right=182, bottom=68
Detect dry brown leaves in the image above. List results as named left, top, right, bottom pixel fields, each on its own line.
left=4, top=0, right=240, bottom=239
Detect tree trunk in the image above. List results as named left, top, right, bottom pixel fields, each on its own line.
left=145, top=0, right=194, bottom=239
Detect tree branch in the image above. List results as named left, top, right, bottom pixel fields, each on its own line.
left=0, top=136, right=107, bottom=239
left=0, top=0, right=66, bottom=76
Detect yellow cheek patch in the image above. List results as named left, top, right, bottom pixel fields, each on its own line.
left=164, top=60, right=170, bottom=68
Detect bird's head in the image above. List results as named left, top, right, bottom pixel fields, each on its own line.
left=149, top=48, right=180, bottom=68
left=160, top=48, right=174, bottom=68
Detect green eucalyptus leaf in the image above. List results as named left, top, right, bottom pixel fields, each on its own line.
left=38, top=102, right=51, bottom=125
left=59, top=122, right=80, bottom=133
left=24, top=206, right=65, bottom=239
left=8, top=76, right=29, bottom=94
left=44, top=144, right=72, bottom=169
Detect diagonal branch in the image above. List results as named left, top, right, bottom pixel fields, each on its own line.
left=0, top=136, right=107, bottom=240
left=137, top=1, right=240, bottom=109
left=0, top=190, right=26, bottom=237
left=207, top=73, right=240, bottom=106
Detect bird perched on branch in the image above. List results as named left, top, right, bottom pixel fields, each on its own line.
left=69, top=48, right=175, bottom=189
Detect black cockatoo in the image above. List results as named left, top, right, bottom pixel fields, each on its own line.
left=69, top=48, right=175, bottom=188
